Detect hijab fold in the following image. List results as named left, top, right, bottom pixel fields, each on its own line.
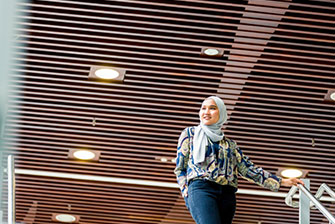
left=193, top=96, right=227, bottom=164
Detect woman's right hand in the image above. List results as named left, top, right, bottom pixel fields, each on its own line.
left=281, top=178, right=304, bottom=187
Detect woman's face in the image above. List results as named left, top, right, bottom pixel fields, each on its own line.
left=199, top=98, right=220, bottom=126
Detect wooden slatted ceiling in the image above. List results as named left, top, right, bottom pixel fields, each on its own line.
left=3, top=0, right=334, bottom=223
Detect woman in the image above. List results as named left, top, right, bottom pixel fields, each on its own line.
left=174, top=96, right=303, bottom=224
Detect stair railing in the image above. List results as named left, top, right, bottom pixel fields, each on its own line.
left=285, top=179, right=335, bottom=224
left=7, top=155, right=15, bottom=224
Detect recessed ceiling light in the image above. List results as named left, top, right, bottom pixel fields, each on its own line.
left=51, top=213, right=80, bottom=223
left=73, top=150, right=95, bottom=160
left=155, top=156, right=175, bottom=163
left=201, top=47, right=224, bottom=57
left=280, top=168, right=303, bottom=178
left=55, top=214, right=76, bottom=223
left=324, top=89, right=335, bottom=102
left=95, top=68, right=120, bottom=79
left=88, top=66, right=125, bottom=83
left=330, top=92, right=335, bottom=101
left=204, top=48, right=220, bottom=56
left=68, top=149, right=100, bottom=161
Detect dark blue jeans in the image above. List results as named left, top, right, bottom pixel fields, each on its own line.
left=185, top=179, right=236, bottom=224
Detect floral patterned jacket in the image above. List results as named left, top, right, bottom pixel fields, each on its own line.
left=174, top=126, right=282, bottom=197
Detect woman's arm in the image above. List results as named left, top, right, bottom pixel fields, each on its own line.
left=234, top=140, right=282, bottom=191
left=174, top=128, right=190, bottom=197
left=234, top=140, right=304, bottom=190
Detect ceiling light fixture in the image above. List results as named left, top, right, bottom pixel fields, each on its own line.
left=281, top=169, right=303, bottom=178
left=68, top=149, right=100, bottom=162
left=74, top=150, right=95, bottom=160
left=88, top=66, right=125, bottom=83
left=56, top=214, right=76, bottom=223
left=277, top=168, right=307, bottom=179
left=201, top=47, right=224, bottom=57
left=324, top=89, right=335, bottom=102
left=52, top=214, right=80, bottom=223
left=95, top=68, right=120, bottom=79
left=155, top=156, right=175, bottom=163
left=204, top=48, right=220, bottom=56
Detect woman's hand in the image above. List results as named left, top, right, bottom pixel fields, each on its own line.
left=281, top=178, right=305, bottom=187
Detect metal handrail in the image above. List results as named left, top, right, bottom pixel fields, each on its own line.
left=7, top=155, right=15, bottom=224
left=315, top=183, right=335, bottom=201
left=286, top=183, right=335, bottom=224
left=285, top=185, right=299, bottom=208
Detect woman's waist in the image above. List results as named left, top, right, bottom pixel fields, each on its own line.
left=188, top=175, right=238, bottom=191
left=188, top=177, right=237, bottom=193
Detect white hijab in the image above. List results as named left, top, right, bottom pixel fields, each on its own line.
left=193, top=96, right=227, bottom=164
